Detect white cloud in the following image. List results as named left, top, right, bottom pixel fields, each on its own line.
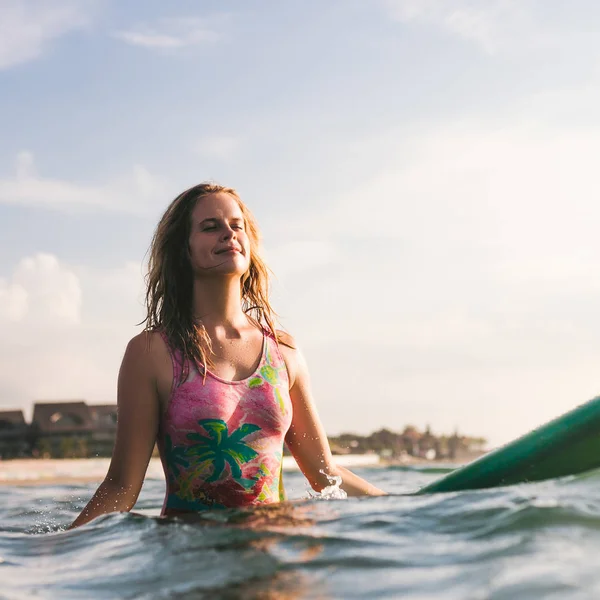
left=0, top=281, right=27, bottom=322
left=383, top=0, right=537, bottom=54
left=0, top=152, right=167, bottom=215
left=76, top=260, right=146, bottom=328
left=0, top=254, right=145, bottom=413
left=114, top=17, right=221, bottom=50
left=12, top=253, right=82, bottom=325
left=0, top=0, right=94, bottom=69
left=0, top=253, right=81, bottom=325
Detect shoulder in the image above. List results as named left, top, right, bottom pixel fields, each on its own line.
left=124, top=329, right=163, bottom=354
left=275, top=329, right=296, bottom=349
left=122, top=330, right=170, bottom=373
left=274, top=329, right=307, bottom=389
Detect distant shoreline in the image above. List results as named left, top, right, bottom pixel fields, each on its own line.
left=0, top=454, right=480, bottom=486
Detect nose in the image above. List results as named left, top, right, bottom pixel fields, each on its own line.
left=221, top=224, right=237, bottom=241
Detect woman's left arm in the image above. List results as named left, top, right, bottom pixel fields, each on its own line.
left=279, top=334, right=386, bottom=496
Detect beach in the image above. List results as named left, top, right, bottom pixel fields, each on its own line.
left=0, top=454, right=388, bottom=486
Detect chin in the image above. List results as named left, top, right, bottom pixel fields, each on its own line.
left=216, top=261, right=250, bottom=277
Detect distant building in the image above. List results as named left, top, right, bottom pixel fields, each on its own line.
left=32, top=401, right=96, bottom=458
left=89, top=404, right=118, bottom=430
left=0, top=410, right=32, bottom=458
left=32, top=401, right=95, bottom=434
left=1, top=399, right=487, bottom=461
left=89, top=404, right=118, bottom=456
left=31, top=401, right=118, bottom=458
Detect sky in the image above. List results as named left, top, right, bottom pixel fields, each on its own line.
left=1, top=0, right=599, bottom=448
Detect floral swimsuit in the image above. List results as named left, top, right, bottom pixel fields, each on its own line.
left=157, top=330, right=293, bottom=514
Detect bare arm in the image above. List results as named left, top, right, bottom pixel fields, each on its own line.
left=280, top=335, right=386, bottom=497
left=69, top=332, right=161, bottom=528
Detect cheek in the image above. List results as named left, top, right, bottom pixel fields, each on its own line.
left=188, top=239, right=212, bottom=265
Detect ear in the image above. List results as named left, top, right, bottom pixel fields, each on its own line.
left=181, top=242, right=192, bottom=265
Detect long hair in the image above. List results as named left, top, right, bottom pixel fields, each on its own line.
left=143, top=182, right=282, bottom=380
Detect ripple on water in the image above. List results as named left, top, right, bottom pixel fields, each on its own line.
left=2, top=468, right=600, bottom=599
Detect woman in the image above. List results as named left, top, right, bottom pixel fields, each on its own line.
left=71, top=183, right=385, bottom=528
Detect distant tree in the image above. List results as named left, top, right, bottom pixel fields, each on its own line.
left=38, top=439, right=52, bottom=459
left=60, top=437, right=75, bottom=458
left=76, top=437, right=89, bottom=458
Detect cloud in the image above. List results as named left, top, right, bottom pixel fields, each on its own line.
left=0, top=0, right=94, bottom=69
left=114, top=17, right=221, bottom=50
left=0, top=151, right=167, bottom=215
left=0, top=253, right=82, bottom=325
left=0, top=254, right=145, bottom=413
left=76, top=260, right=146, bottom=328
left=382, top=0, right=536, bottom=54
left=0, top=281, right=27, bottom=322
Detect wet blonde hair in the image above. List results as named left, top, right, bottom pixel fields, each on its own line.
left=143, top=182, right=283, bottom=381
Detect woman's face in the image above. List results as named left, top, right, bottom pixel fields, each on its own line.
left=188, top=192, right=251, bottom=277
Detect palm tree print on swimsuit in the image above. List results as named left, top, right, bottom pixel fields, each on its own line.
left=184, top=419, right=262, bottom=491
left=163, top=434, right=190, bottom=480
left=247, top=342, right=288, bottom=414
left=164, top=434, right=217, bottom=505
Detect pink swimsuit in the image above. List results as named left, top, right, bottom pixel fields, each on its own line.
left=157, top=330, right=293, bottom=514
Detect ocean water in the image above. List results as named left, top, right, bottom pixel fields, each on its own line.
left=2, top=465, right=600, bottom=599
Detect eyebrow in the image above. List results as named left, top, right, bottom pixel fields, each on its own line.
left=198, top=216, right=244, bottom=225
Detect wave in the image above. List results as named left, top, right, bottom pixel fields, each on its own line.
left=4, top=469, right=600, bottom=598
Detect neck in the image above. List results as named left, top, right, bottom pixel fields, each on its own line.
left=192, top=276, right=248, bottom=332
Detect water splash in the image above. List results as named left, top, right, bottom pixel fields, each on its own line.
left=305, top=470, right=348, bottom=501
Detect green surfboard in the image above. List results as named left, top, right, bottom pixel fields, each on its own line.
left=417, top=395, right=600, bottom=494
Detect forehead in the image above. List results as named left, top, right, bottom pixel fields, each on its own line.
left=191, top=192, right=243, bottom=221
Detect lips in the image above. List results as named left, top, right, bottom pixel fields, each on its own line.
left=215, top=246, right=242, bottom=255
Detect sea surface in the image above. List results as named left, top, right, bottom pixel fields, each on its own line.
left=2, top=464, right=600, bottom=599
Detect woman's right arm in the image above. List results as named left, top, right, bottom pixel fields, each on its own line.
left=68, top=332, right=160, bottom=529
